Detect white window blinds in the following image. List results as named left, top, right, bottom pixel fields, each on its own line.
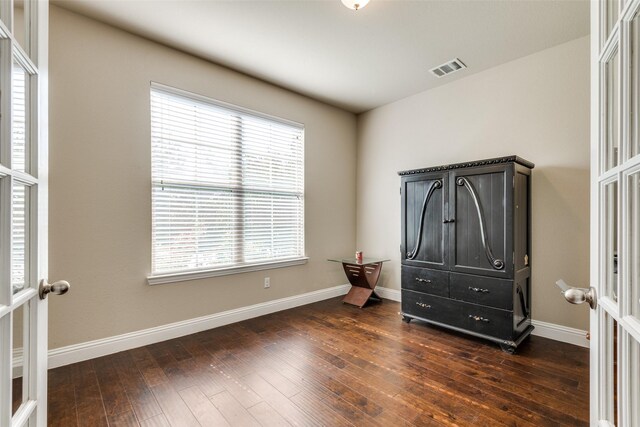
left=150, top=84, right=305, bottom=276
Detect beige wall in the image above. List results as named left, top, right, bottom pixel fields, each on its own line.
left=48, top=7, right=357, bottom=348
left=356, top=36, right=590, bottom=330
left=49, top=5, right=590, bottom=348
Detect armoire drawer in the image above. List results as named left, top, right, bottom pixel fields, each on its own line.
left=402, top=290, right=514, bottom=340
left=449, top=272, right=513, bottom=310
left=456, top=301, right=513, bottom=340
left=401, top=290, right=455, bottom=324
left=401, top=266, right=449, bottom=297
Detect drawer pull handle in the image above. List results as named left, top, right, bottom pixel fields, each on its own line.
left=416, top=302, right=432, bottom=309
left=468, top=315, right=490, bottom=323
left=416, top=278, right=432, bottom=284
left=468, top=286, right=489, bottom=293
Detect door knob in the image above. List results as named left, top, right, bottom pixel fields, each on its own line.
left=39, top=279, right=71, bottom=300
left=556, top=279, right=597, bottom=309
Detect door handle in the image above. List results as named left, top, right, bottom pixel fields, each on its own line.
left=556, top=279, right=597, bottom=310
left=39, top=279, right=71, bottom=300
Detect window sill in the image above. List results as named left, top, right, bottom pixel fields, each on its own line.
left=147, top=257, right=309, bottom=286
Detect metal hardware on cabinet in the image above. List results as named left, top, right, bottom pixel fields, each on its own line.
left=416, top=302, right=432, bottom=309
left=39, top=279, right=71, bottom=300
left=468, top=315, right=490, bottom=322
left=455, top=177, right=505, bottom=270
left=415, top=277, right=432, bottom=284
left=442, top=218, right=455, bottom=224
left=556, top=280, right=597, bottom=310
left=468, top=286, right=489, bottom=293
left=407, top=179, right=443, bottom=260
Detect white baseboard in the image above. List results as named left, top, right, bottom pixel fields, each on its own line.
left=376, top=286, right=589, bottom=348
left=376, top=286, right=401, bottom=301
left=48, top=284, right=349, bottom=369
left=46, top=283, right=588, bottom=370
left=531, top=319, right=589, bottom=348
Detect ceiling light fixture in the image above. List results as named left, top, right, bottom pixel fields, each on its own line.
left=341, top=0, right=370, bottom=11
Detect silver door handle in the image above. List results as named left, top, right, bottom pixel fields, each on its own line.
left=39, top=279, right=70, bottom=300
left=556, top=279, right=597, bottom=310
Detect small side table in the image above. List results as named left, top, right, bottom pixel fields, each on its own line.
left=328, top=257, right=390, bottom=308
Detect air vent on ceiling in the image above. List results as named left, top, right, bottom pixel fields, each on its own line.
left=429, top=58, right=467, bottom=78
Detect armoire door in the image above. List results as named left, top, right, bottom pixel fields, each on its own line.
left=449, top=165, right=514, bottom=278
left=401, top=171, right=448, bottom=270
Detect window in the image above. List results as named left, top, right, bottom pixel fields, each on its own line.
left=149, top=84, right=305, bottom=283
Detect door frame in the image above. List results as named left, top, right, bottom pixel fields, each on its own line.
left=591, top=0, right=640, bottom=425
left=34, top=1, right=49, bottom=425
left=0, top=0, right=49, bottom=426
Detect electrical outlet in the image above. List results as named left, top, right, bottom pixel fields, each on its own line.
left=264, top=277, right=270, bottom=288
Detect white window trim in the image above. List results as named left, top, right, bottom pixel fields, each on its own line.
left=148, top=82, right=306, bottom=284
left=147, top=256, right=309, bottom=285
left=150, top=82, right=304, bottom=128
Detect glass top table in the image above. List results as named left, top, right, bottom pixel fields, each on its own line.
left=328, top=257, right=389, bottom=307
left=328, top=257, right=390, bottom=265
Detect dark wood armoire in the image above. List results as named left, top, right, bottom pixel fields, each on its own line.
left=398, top=155, right=534, bottom=353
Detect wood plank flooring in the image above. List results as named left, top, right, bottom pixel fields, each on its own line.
left=40, top=297, right=588, bottom=426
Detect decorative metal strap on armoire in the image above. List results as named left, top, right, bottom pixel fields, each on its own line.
left=455, top=176, right=504, bottom=270
left=406, top=179, right=442, bottom=260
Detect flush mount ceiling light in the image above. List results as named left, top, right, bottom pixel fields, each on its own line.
left=341, top=0, right=370, bottom=10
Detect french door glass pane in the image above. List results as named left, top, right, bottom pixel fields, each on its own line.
left=633, top=14, right=640, bottom=158
left=603, top=180, right=618, bottom=302
left=12, top=61, right=27, bottom=173
left=604, top=48, right=620, bottom=172
left=631, top=170, right=640, bottom=320
left=11, top=183, right=27, bottom=294
left=11, top=303, right=28, bottom=416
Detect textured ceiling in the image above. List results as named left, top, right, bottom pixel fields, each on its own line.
left=53, top=0, right=590, bottom=113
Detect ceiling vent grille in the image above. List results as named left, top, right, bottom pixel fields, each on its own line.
left=429, top=58, right=467, bottom=78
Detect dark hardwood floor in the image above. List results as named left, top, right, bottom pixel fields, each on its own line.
left=38, top=297, right=588, bottom=426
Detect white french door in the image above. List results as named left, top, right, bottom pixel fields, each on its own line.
left=590, top=0, right=640, bottom=425
left=0, top=1, right=52, bottom=426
